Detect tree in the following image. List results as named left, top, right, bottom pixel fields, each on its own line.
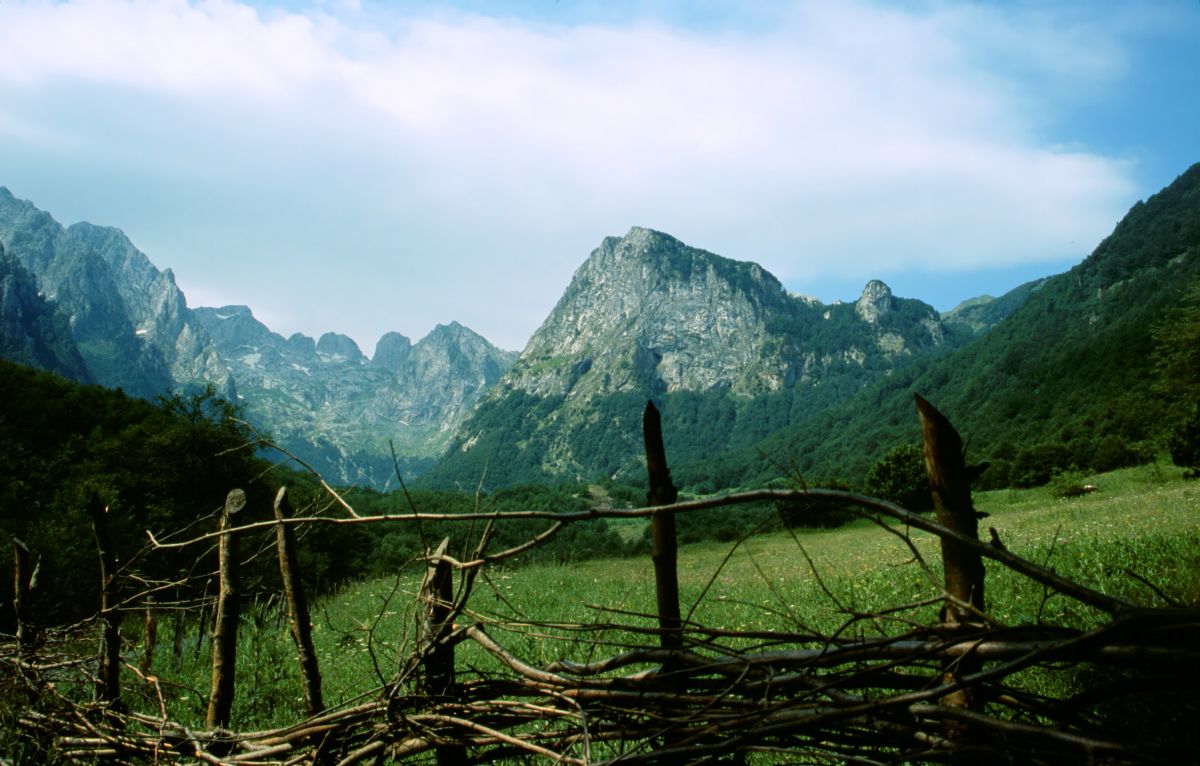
left=1152, top=278, right=1200, bottom=474
left=863, top=443, right=932, bottom=511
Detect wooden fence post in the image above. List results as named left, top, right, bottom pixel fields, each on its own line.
left=915, top=394, right=987, bottom=739
left=12, top=537, right=37, bottom=658
left=88, top=493, right=121, bottom=706
left=172, top=572, right=187, bottom=672
left=141, top=595, right=158, bottom=675
left=421, top=537, right=465, bottom=766
left=206, top=488, right=245, bottom=730
left=273, top=487, right=324, bottom=717
left=915, top=394, right=986, bottom=621
left=643, top=401, right=682, bottom=655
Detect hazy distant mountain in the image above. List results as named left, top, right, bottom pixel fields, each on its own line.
left=941, top=277, right=1051, bottom=337
left=0, top=186, right=517, bottom=487
left=0, top=186, right=228, bottom=397
left=193, top=306, right=516, bottom=486
left=422, top=227, right=966, bottom=490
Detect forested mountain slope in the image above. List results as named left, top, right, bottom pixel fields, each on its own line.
left=422, top=227, right=967, bottom=490
left=721, top=162, right=1200, bottom=488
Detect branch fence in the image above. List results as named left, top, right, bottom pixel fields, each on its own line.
left=3, top=396, right=1197, bottom=764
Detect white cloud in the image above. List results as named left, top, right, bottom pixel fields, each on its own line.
left=0, top=0, right=1152, bottom=350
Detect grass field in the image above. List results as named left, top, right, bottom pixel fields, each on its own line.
left=118, top=462, right=1200, bottom=732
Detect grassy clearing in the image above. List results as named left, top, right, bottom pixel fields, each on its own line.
left=131, top=463, right=1198, bottom=733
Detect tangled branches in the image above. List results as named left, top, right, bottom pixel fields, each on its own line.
left=3, top=398, right=1199, bottom=764
left=4, top=484, right=1198, bottom=765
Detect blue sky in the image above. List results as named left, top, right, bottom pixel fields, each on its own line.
left=1, top=0, right=1196, bottom=352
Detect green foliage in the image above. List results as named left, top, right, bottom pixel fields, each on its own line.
left=669, top=501, right=776, bottom=544
left=1048, top=468, right=1090, bottom=498
left=1152, top=276, right=1200, bottom=474
left=775, top=478, right=860, bottom=529
left=1008, top=443, right=1074, bottom=488
left=1167, top=405, right=1200, bottom=476
left=0, top=361, right=272, bottom=629
left=724, top=163, right=1200, bottom=491
left=417, top=389, right=565, bottom=489
left=863, top=443, right=932, bottom=510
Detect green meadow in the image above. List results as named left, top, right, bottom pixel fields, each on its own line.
left=136, top=462, right=1200, bottom=734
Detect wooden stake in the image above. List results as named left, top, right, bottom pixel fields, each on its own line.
left=141, top=595, right=158, bottom=675
left=915, top=394, right=986, bottom=621
left=12, top=537, right=37, bottom=658
left=644, top=401, right=682, bottom=655
left=88, top=493, right=121, bottom=705
left=421, top=537, right=465, bottom=765
left=273, top=487, right=324, bottom=717
left=206, top=488, right=245, bottom=730
left=915, top=394, right=987, bottom=741
left=172, top=604, right=185, bottom=672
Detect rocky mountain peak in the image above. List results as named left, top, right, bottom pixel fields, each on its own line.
left=433, top=230, right=966, bottom=488
left=372, top=331, right=412, bottom=370
left=855, top=280, right=895, bottom=323
left=511, top=226, right=797, bottom=399
left=196, top=305, right=273, bottom=348
left=286, top=332, right=317, bottom=356
left=2, top=186, right=518, bottom=489
left=0, top=189, right=229, bottom=395
left=316, top=332, right=363, bottom=362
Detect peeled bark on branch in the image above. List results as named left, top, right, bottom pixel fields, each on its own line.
left=12, top=536, right=37, bottom=657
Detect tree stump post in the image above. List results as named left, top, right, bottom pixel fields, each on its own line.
left=915, top=394, right=987, bottom=738
left=206, top=489, right=246, bottom=730
left=274, top=487, right=324, bottom=717
left=88, top=493, right=121, bottom=706
left=172, top=572, right=187, bottom=672
left=141, top=595, right=158, bottom=675
left=421, top=537, right=465, bottom=765
left=12, top=537, right=37, bottom=659
left=643, top=401, right=682, bottom=655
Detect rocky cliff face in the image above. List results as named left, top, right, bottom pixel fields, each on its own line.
left=510, top=228, right=796, bottom=397
left=507, top=229, right=945, bottom=401
left=0, top=242, right=91, bottom=380
left=194, top=307, right=516, bottom=486
left=427, top=227, right=957, bottom=488
left=0, top=186, right=516, bottom=487
left=0, top=187, right=229, bottom=396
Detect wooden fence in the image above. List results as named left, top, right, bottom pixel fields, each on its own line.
left=3, top=395, right=1198, bottom=764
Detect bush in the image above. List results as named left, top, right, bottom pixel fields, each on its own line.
left=1010, top=443, right=1074, bottom=488
left=775, top=478, right=859, bottom=529
left=863, top=443, right=932, bottom=511
left=1167, top=405, right=1200, bottom=477
left=1049, top=469, right=1095, bottom=499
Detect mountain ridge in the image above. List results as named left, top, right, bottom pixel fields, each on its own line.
left=714, top=161, right=1200, bottom=487
left=422, top=226, right=968, bottom=489
left=0, top=186, right=517, bottom=487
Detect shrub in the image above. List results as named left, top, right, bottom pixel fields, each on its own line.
left=863, top=443, right=932, bottom=511
left=775, top=478, right=859, bottom=528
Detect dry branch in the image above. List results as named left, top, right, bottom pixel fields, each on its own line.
left=6, top=402, right=1199, bottom=765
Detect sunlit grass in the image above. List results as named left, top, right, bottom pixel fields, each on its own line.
left=135, top=462, right=1199, bottom=732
